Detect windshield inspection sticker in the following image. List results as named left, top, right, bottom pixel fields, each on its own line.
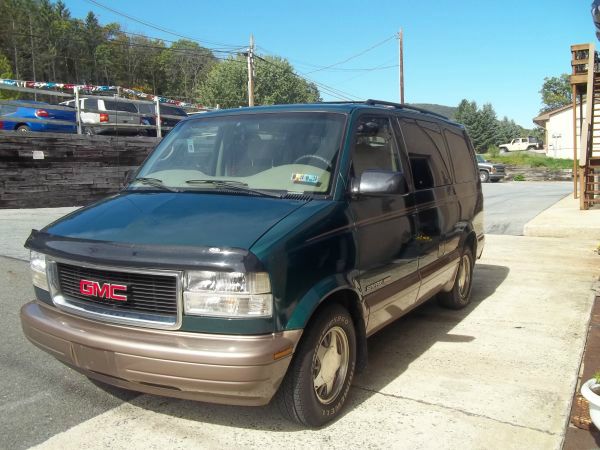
left=291, top=173, right=320, bottom=186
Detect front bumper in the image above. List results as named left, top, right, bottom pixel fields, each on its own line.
left=21, top=301, right=302, bottom=406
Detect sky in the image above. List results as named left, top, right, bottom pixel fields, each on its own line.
left=62, top=0, right=596, bottom=128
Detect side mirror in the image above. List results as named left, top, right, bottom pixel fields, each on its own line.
left=352, top=170, right=406, bottom=196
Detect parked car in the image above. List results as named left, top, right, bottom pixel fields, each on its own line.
left=133, top=100, right=187, bottom=136
left=498, top=137, right=542, bottom=153
left=0, top=100, right=76, bottom=134
left=476, top=154, right=505, bottom=182
left=61, top=96, right=143, bottom=136
left=21, top=100, right=485, bottom=427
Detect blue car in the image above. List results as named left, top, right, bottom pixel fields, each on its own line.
left=0, top=100, right=76, bottom=133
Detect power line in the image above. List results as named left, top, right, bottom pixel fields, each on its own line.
left=302, top=35, right=397, bottom=75
left=84, top=0, right=244, bottom=50
left=254, top=54, right=360, bottom=101
left=115, top=30, right=246, bottom=53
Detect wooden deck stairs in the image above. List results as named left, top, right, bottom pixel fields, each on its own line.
left=571, top=43, right=600, bottom=209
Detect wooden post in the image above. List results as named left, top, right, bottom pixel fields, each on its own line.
left=155, top=96, right=162, bottom=139
left=75, top=86, right=82, bottom=135
left=398, top=29, right=404, bottom=104
left=247, top=34, right=255, bottom=107
left=573, top=84, right=578, bottom=198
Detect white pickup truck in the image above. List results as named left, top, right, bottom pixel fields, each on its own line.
left=498, top=137, right=542, bottom=153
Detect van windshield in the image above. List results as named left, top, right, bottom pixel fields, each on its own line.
left=132, top=112, right=346, bottom=195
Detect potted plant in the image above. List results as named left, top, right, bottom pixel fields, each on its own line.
left=581, top=371, right=600, bottom=429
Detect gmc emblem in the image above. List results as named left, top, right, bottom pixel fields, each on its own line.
left=79, top=279, right=128, bottom=302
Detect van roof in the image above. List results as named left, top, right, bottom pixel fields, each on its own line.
left=191, top=100, right=464, bottom=129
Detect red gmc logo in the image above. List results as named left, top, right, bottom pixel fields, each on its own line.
left=79, top=279, right=128, bottom=302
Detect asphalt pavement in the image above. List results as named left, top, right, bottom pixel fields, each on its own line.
left=1, top=181, right=598, bottom=449
left=481, top=181, right=572, bottom=235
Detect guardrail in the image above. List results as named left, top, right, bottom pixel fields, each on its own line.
left=0, top=85, right=189, bottom=137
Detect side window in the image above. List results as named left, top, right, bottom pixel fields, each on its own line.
left=103, top=100, right=136, bottom=113
left=444, top=128, right=477, bottom=183
left=351, top=115, right=400, bottom=178
left=82, top=99, right=98, bottom=111
left=398, top=118, right=451, bottom=190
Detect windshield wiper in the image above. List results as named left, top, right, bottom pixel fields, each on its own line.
left=132, top=177, right=179, bottom=192
left=184, top=179, right=281, bottom=198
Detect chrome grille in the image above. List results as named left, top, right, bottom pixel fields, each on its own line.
left=56, top=262, right=178, bottom=317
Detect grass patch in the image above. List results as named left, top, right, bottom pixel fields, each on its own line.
left=486, top=152, right=573, bottom=170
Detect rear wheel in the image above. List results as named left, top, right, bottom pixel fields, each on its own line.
left=16, top=125, right=30, bottom=132
left=479, top=170, right=490, bottom=183
left=276, top=304, right=356, bottom=427
left=438, top=247, right=474, bottom=310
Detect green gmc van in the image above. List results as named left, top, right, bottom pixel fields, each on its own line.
left=21, top=100, right=484, bottom=427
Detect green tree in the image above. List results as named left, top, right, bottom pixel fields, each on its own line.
left=455, top=100, right=500, bottom=152
left=496, top=116, right=521, bottom=145
left=0, top=52, right=13, bottom=99
left=539, top=74, right=572, bottom=113
left=160, top=40, right=216, bottom=98
left=197, top=55, right=320, bottom=108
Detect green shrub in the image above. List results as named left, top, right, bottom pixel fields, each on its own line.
left=513, top=174, right=525, bottom=181
left=487, top=145, right=500, bottom=158
left=487, top=152, right=573, bottom=169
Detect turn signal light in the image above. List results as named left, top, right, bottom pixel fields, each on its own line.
left=99, top=113, right=109, bottom=122
left=35, top=109, right=49, bottom=118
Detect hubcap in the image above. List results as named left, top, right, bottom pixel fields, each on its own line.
left=457, top=254, right=472, bottom=298
left=312, top=326, right=349, bottom=404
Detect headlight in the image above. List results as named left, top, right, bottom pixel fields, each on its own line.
left=30, top=251, right=49, bottom=291
left=183, top=271, right=272, bottom=318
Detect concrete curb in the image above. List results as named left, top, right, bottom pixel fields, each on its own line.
left=524, top=195, right=600, bottom=240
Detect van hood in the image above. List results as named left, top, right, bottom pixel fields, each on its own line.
left=43, top=192, right=308, bottom=250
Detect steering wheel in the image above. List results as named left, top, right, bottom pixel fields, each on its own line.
left=293, top=154, right=332, bottom=170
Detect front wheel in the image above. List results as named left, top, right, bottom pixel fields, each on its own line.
left=276, top=304, right=356, bottom=427
left=479, top=170, right=490, bottom=183
left=16, top=125, right=30, bottom=132
left=438, top=247, right=474, bottom=310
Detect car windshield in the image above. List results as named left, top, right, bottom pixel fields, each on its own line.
left=132, top=112, right=346, bottom=195
left=476, top=154, right=485, bottom=163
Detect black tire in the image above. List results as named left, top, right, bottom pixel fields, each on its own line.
left=276, top=303, right=356, bottom=427
left=438, top=247, right=474, bottom=310
left=479, top=170, right=490, bottom=183
left=16, top=125, right=30, bottom=132
left=499, top=147, right=508, bottom=154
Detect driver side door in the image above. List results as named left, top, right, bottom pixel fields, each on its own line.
left=348, top=113, right=420, bottom=336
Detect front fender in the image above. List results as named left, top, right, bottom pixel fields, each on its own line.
left=285, top=273, right=362, bottom=330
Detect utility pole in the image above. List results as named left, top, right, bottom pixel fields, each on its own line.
left=247, top=34, right=255, bottom=107
left=398, top=29, right=404, bottom=104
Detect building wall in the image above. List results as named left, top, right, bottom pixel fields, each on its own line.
left=0, top=131, right=158, bottom=208
left=545, top=103, right=584, bottom=160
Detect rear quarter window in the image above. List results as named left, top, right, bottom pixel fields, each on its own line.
left=103, top=100, right=137, bottom=113
left=160, top=105, right=187, bottom=116
left=83, top=99, right=99, bottom=111
left=444, top=128, right=477, bottom=183
left=398, top=117, right=452, bottom=190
